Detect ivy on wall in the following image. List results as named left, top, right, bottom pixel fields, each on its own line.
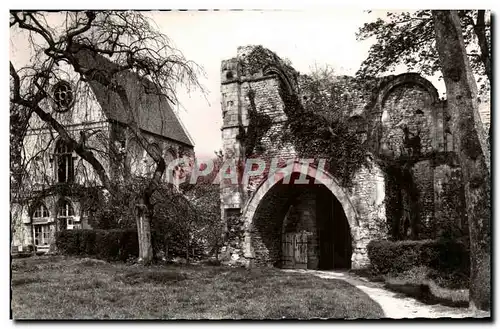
left=278, top=77, right=373, bottom=187
left=238, top=46, right=379, bottom=187
left=237, top=88, right=273, bottom=158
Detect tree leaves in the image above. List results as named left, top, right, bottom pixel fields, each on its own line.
left=357, top=10, right=490, bottom=94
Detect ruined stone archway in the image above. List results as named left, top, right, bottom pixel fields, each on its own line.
left=239, top=161, right=360, bottom=268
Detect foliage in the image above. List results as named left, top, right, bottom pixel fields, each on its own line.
left=242, top=45, right=295, bottom=76
left=238, top=47, right=376, bottom=187
left=279, top=67, right=374, bottom=187
left=357, top=10, right=490, bottom=93
left=383, top=266, right=469, bottom=306
left=176, top=153, right=224, bottom=259
left=10, top=104, right=32, bottom=196
left=55, top=229, right=138, bottom=261
left=149, top=184, right=205, bottom=261
left=367, top=239, right=470, bottom=278
left=238, top=89, right=273, bottom=157
left=132, top=153, right=224, bottom=261
left=382, top=163, right=421, bottom=240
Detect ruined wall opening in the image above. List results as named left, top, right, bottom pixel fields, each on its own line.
left=250, top=172, right=352, bottom=270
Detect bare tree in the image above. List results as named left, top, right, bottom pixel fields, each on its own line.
left=10, top=11, right=205, bottom=263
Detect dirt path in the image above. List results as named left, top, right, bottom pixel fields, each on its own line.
left=283, top=269, right=490, bottom=319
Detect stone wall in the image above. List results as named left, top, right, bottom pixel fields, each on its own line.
left=247, top=183, right=295, bottom=267
left=379, top=83, right=440, bottom=157
left=349, top=161, right=387, bottom=268
left=411, top=160, right=435, bottom=238
left=220, top=45, right=468, bottom=270
left=433, top=161, right=468, bottom=237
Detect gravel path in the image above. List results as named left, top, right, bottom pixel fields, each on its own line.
left=283, top=269, right=490, bottom=319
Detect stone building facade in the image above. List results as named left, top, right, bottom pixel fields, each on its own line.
left=11, top=50, right=195, bottom=254
left=219, top=45, right=487, bottom=269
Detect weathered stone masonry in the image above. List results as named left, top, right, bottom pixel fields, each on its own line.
left=220, top=45, right=469, bottom=269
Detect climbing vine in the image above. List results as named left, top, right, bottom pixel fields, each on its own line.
left=237, top=88, right=273, bottom=158
left=242, top=45, right=294, bottom=76
left=277, top=70, right=377, bottom=187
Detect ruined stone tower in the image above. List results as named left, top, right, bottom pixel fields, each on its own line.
left=219, top=45, right=467, bottom=270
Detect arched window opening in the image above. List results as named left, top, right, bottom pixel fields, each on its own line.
left=32, top=203, right=49, bottom=223
left=55, top=139, right=75, bottom=183
left=31, top=203, right=51, bottom=247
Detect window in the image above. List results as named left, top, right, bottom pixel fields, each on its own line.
left=148, top=143, right=161, bottom=157
left=32, top=203, right=49, bottom=223
left=57, top=199, right=79, bottom=230
left=34, top=225, right=51, bottom=246
left=55, top=140, right=75, bottom=183
left=52, top=81, right=75, bottom=112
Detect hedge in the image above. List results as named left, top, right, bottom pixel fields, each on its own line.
left=367, top=239, right=470, bottom=276
left=150, top=230, right=206, bottom=259
left=56, top=229, right=138, bottom=261
left=56, top=229, right=206, bottom=261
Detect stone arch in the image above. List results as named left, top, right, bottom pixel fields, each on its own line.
left=379, top=73, right=439, bottom=106
left=241, top=161, right=359, bottom=241
left=377, top=73, right=440, bottom=157
left=30, top=201, right=50, bottom=221
left=263, top=65, right=296, bottom=95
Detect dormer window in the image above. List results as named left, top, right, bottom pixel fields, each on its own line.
left=52, top=81, right=75, bottom=112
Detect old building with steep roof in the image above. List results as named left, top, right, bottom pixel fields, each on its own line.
left=11, top=50, right=195, bottom=254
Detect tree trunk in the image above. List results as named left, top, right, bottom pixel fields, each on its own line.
left=186, top=234, right=190, bottom=264
left=432, top=10, right=491, bottom=311
left=472, top=10, right=491, bottom=82
left=136, top=204, right=153, bottom=264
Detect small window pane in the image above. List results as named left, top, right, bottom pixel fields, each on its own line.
left=32, top=204, right=49, bottom=219
left=58, top=200, right=74, bottom=217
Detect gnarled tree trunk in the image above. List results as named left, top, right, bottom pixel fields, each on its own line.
left=136, top=203, right=153, bottom=264
left=432, top=10, right=491, bottom=311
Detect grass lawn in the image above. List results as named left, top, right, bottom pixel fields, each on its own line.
left=350, top=266, right=469, bottom=308
left=11, top=256, right=384, bottom=320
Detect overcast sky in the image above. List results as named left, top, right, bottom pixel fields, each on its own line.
left=10, top=10, right=449, bottom=158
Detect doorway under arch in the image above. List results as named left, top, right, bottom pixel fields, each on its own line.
left=241, top=165, right=357, bottom=269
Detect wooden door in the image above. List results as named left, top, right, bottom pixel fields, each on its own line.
left=281, top=232, right=308, bottom=269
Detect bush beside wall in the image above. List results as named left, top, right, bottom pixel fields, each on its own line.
left=56, top=229, right=138, bottom=261
left=367, top=239, right=469, bottom=277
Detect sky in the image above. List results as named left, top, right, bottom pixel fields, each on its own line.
left=8, top=10, right=454, bottom=159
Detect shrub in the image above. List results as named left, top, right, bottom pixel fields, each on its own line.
left=55, top=229, right=138, bottom=261
left=367, top=239, right=469, bottom=277
left=56, top=230, right=80, bottom=255
left=150, top=230, right=206, bottom=260
left=79, top=230, right=96, bottom=255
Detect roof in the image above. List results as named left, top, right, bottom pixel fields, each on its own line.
left=74, top=49, right=194, bottom=147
